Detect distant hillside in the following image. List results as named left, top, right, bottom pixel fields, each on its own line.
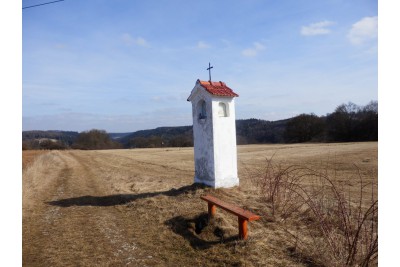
left=236, top=118, right=288, bottom=144
left=22, top=100, right=378, bottom=150
left=22, top=130, right=79, bottom=146
left=22, top=130, right=132, bottom=143
left=117, top=119, right=288, bottom=148
left=22, top=118, right=288, bottom=149
left=118, top=126, right=193, bottom=148
left=108, top=132, right=134, bottom=140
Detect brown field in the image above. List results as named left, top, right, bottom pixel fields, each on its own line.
left=22, top=150, right=49, bottom=170
left=22, top=142, right=377, bottom=266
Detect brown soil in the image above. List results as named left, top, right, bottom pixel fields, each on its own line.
left=22, top=142, right=377, bottom=266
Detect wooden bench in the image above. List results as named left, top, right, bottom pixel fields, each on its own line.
left=200, top=195, right=260, bottom=240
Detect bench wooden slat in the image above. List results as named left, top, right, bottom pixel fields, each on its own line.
left=201, top=195, right=260, bottom=221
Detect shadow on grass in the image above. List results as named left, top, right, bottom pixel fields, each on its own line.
left=46, top=183, right=208, bottom=207
left=164, top=213, right=240, bottom=250
left=47, top=183, right=240, bottom=250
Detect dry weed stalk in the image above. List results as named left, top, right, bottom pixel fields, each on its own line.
left=250, top=157, right=378, bottom=267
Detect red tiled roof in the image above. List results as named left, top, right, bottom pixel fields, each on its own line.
left=197, top=79, right=239, bottom=97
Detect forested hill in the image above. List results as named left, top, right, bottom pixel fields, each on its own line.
left=22, top=119, right=288, bottom=149
left=22, top=100, right=378, bottom=150
left=236, top=118, right=288, bottom=144
left=116, top=119, right=289, bottom=148
left=22, top=130, right=79, bottom=145
left=118, top=126, right=193, bottom=148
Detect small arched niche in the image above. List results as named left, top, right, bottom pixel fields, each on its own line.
left=197, top=99, right=207, bottom=119
left=218, top=102, right=229, bottom=117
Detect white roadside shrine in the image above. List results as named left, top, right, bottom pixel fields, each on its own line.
left=187, top=79, right=239, bottom=188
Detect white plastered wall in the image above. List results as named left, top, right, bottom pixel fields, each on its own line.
left=211, top=97, right=239, bottom=188
left=190, top=85, right=215, bottom=187
left=189, top=82, right=239, bottom=188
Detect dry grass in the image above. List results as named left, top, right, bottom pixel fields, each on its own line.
left=22, top=142, right=377, bottom=266
left=22, top=150, right=48, bottom=170
left=247, top=156, right=377, bottom=266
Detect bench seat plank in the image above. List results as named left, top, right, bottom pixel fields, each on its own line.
left=201, top=195, right=260, bottom=221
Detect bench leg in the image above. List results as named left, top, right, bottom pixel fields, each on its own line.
left=208, top=203, right=216, bottom=217
left=238, top=218, right=248, bottom=239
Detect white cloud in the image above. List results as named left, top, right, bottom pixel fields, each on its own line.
left=197, top=41, right=210, bottom=49
left=121, top=34, right=149, bottom=47
left=242, top=42, right=266, bottom=57
left=301, top=20, right=335, bottom=36
left=135, top=37, right=148, bottom=47
left=347, top=16, right=378, bottom=45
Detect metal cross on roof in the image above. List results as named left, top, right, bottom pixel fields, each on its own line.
left=207, top=62, right=213, bottom=81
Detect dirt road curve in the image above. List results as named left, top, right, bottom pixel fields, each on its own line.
left=23, top=150, right=194, bottom=266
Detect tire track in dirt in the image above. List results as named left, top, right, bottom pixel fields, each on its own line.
left=64, top=151, right=145, bottom=265
left=23, top=151, right=150, bottom=266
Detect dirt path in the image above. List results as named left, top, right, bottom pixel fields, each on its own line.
left=23, top=151, right=152, bottom=266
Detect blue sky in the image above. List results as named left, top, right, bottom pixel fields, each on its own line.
left=22, top=0, right=378, bottom=132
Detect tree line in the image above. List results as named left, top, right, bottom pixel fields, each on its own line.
left=22, top=100, right=377, bottom=150
left=22, top=129, right=121, bottom=150
left=284, top=101, right=377, bottom=143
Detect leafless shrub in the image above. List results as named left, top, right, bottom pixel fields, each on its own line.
left=250, top=157, right=378, bottom=266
